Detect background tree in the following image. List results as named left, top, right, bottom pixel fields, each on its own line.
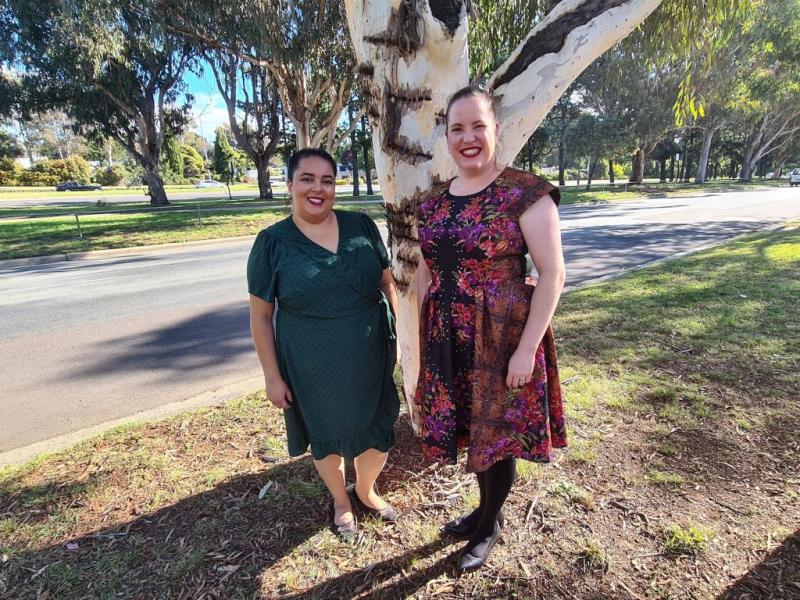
left=164, top=0, right=358, bottom=153
left=160, top=135, right=185, bottom=184
left=0, top=130, right=22, bottom=159
left=543, top=89, right=581, bottom=186
left=514, top=128, right=551, bottom=173
left=208, top=53, right=281, bottom=198
left=180, top=144, right=205, bottom=180
left=736, top=0, right=800, bottom=180
left=212, top=127, right=237, bottom=179
left=1, top=0, right=197, bottom=205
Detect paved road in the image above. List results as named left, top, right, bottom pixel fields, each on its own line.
left=1, top=187, right=798, bottom=457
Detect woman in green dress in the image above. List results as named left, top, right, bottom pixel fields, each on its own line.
left=248, top=148, right=400, bottom=540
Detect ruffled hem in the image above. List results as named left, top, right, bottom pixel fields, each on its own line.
left=290, top=423, right=396, bottom=461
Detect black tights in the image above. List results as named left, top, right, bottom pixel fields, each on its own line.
left=464, top=458, right=516, bottom=552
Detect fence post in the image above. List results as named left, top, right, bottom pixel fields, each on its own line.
left=74, top=213, right=83, bottom=240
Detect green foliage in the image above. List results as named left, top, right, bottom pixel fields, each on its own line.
left=180, top=144, right=205, bottom=179
left=639, top=0, right=754, bottom=122
left=0, top=158, right=22, bottom=185
left=94, top=165, right=127, bottom=186
left=16, top=156, right=91, bottom=186
left=0, top=130, right=23, bottom=158
left=212, top=128, right=244, bottom=181
left=665, top=524, right=715, bottom=554
left=3, top=0, right=197, bottom=203
left=468, top=0, right=546, bottom=77
left=160, top=136, right=184, bottom=184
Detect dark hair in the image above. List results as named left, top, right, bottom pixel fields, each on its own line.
left=287, top=148, right=337, bottom=181
left=445, top=84, right=497, bottom=126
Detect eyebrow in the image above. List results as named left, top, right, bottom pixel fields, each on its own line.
left=298, top=171, right=334, bottom=178
left=449, top=119, right=486, bottom=127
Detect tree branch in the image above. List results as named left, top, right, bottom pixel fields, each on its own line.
left=489, top=0, right=663, bottom=164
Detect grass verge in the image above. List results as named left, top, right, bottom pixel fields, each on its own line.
left=0, top=226, right=798, bottom=599
left=0, top=203, right=387, bottom=260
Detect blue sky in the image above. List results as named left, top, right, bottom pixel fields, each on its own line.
left=183, top=63, right=230, bottom=141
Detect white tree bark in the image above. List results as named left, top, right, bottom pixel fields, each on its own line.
left=345, top=0, right=664, bottom=433
left=695, top=117, right=722, bottom=184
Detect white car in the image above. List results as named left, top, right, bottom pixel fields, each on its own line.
left=789, top=169, right=800, bottom=187
left=195, top=179, right=225, bottom=189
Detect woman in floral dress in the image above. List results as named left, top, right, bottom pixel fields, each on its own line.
left=415, top=86, right=567, bottom=571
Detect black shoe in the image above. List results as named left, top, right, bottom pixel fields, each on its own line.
left=457, top=521, right=502, bottom=571
left=353, top=488, right=398, bottom=523
left=443, top=510, right=505, bottom=537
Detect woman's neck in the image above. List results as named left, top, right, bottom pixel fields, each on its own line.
left=292, top=209, right=335, bottom=230
left=451, top=164, right=504, bottom=195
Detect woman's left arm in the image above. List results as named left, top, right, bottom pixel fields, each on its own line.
left=506, top=194, right=566, bottom=388
left=380, top=268, right=399, bottom=318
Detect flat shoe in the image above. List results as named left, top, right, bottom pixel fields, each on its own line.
left=457, top=522, right=502, bottom=571
left=443, top=510, right=505, bottom=537
left=332, top=515, right=357, bottom=542
left=353, top=489, right=398, bottom=523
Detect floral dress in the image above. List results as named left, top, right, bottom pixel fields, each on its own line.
left=414, top=168, right=566, bottom=473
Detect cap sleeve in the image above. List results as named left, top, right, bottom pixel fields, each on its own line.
left=247, top=230, right=277, bottom=303
left=360, top=212, right=390, bottom=269
left=509, top=175, right=560, bottom=218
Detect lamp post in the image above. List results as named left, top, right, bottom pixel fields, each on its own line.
left=196, top=100, right=213, bottom=178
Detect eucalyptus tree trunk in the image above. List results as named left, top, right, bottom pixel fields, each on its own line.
left=362, top=116, right=374, bottom=195
left=349, top=103, right=361, bottom=197
left=344, top=0, right=663, bottom=431
left=143, top=160, right=169, bottom=206
left=630, top=148, right=645, bottom=185
left=696, top=120, right=721, bottom=184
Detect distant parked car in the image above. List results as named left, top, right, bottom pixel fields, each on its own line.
left=195, top=179, right=225, bottom=189
left=55, top=181, right=102, bottom=192
left=789, top=169, right=800, bottom=187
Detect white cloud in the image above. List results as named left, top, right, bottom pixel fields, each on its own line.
left=187, top=92, right=231, bottom=142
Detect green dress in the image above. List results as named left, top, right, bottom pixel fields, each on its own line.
left=247, top=210, right=400, bottom=460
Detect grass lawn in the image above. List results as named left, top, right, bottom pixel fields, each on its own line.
left=557, top=177, right=787, bottom=204
left=0, top=202, right=387, bottom=260
left=1, top=225, right=797, bottom=599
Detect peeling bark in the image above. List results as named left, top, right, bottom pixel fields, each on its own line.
left=493, top=0, right=628, bottom=89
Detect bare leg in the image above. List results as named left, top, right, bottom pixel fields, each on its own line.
left=313, top=454, right=353, bottom=525
left=353, top=448, right=389, bottom=509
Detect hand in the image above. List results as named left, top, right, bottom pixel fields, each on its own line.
left=265, top=377, right=293, bottom=408
left=506, top=347, right=536, bottom=389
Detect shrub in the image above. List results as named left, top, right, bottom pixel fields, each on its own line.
left=17, top=156, right=92, bottom=186
left=94, top=165, right=127, bottom=186
left=0, top=158, right=22, bottom=185
left=17, top=169, right=60, bottom=186
left=180, top=144, right=206, bottom=179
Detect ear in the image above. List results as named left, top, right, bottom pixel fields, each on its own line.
left=287, top=180, right=293, bottom=195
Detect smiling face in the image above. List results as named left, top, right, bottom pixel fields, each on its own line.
left=288, top=156, right=336, bottom=224
left=446, top=94, right=499, bottom=177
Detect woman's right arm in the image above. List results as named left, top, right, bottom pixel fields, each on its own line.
left=249, top=294, right=293, bottom=408
left=415, top=256, right=431, bottom=319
